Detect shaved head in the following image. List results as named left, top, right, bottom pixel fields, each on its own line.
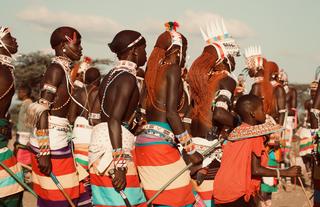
left=235, top=94, right=263, bottom=119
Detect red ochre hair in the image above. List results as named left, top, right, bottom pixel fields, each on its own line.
left=188, top=46, right=228, bottom=128
left=261, top=61, right=279, bottom=114
left=145, top=47, right=166, bottom=109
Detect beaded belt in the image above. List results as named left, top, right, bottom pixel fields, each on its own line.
left=142, top=124, right=175, bottom=144
left=75, top=124, right=92, bottom=130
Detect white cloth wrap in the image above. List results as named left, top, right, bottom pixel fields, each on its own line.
left=16, top=131, right=30, bottom=146
left=192, top=137, right=221, bottom=167
left=72, top=116, right=92, bottom=145
left=29, top=115, right=70, bottom=150
left=88, top=122, right=135, bottom=174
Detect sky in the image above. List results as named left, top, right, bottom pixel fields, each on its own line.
left=1, top=0, right=320, bottom=84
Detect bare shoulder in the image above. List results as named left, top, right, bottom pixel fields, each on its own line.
left=44, top=63, right=65, bottom=77
left=220, top=75, right=236, bottom=90
left=165, top=64, right=180, bottom=79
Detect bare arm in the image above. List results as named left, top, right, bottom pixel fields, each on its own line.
left=166, top=65, right=184, bottom=135
left=212, top=77, right=237, bottom=128
left=288, top=88, right=297, bottom=116
left=250, top=83, right=260, bottom=97
left=107, top=74, right=136, bottom=149
left=38, top=64, right=64, bottom=129
left=251, top=153, right=301, bottom=177
left=67, top=89, right=82, bottom=125
left=311, top=81, right=320, bottom=129
left=275, top=86, right=286, bottom=126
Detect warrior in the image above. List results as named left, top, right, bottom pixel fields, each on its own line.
left=214, top=94, right=301, bottom=207
left=135, top=22, right=202, bottom=206
left=278, top=70, right=298, bottom=167
left=26, top=26, right=83, bottom=207
left=233, top=73, right=246, bottom=106
left=0, top=26, right=24, bottom=207
left=88, top=30, right=147, bottom=207
left=309, top=66, right=320, bottom=207
left=15, top=85, right=33, bottom=183
left=68, top=61, right=101, bottom=207
left=245, top=46, right=286, bottom=206
left=187, top=19, right=240, bottom=206
left=297, top=81, right=318, bottom=186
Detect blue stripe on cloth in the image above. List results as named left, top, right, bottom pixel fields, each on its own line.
left=91, top=185, right=146, bottom=206
left=204, top=200, right=215, bottom=207
left=135, top=141, right=172, bottom=147
left=0, top=171, right=23, bottom=188
left=315, top=189, right=320, bottom=203
left=154, top=204, right=193, bottom=207
left=148, top=121, right=172, bottom=131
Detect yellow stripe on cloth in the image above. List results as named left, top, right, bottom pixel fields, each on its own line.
left=191, top=179, right=214, bottom=192
left=0, top=182, right=24, bottom=198
left=32, top=171, right=79, bottom=190
left=137, top=157, right=191, bottom=191
left=90, top=160, right=138, bottom=176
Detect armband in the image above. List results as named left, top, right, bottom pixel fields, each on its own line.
left=112, top=148, right=127, bottom=170
left=89, top=113, right=101, bottom=120
left=278, top=109, right=287, bottom=114
left=42, top=84, right=57, bottom=94
left=175, top=130, right=196, bottom=155
left=182, top=117, right=192, bottom=124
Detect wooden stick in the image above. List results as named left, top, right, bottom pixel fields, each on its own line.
left=146, top=139, right=224, bottom=206
left=0, top=161, right=38, bottom=198
left=298, top=177, right=312, bottom=207
left=50, top=173, right=76, bottom=207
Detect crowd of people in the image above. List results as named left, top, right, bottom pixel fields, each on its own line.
left=0, top=19, right=319, bottom=207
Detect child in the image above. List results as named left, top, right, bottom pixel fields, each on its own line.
left=214, top=94, right=301, bottom=207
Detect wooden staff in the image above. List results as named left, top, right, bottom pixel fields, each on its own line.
left=0, top=161, right=38, bottom=198
left=146, top=139, right=224, bottom=206
left=298, top=177, right=312, bottom=207
left=50, top=173, right=76, bottom=207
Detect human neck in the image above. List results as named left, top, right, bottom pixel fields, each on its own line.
left=0, top=48, right=11, bottom=57
left=242, top=117, right=258, bottom=126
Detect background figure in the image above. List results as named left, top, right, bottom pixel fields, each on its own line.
left=0, top=26, right=24, bottom=207
left=15, top=85, right=33, bottom=184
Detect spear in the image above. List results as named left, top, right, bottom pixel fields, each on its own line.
left=146, top=139, right=224, bottom=206
left=50, top=173, right=76, bottom=207
left=0, top=161, right=38, bottom=198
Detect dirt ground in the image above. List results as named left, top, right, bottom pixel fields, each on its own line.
left=10, top=135, right=314, bottom=207
left=22, top=185, right=314, bottom=207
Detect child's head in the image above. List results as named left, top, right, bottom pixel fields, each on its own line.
left=235, top=94, right=266, bottom=124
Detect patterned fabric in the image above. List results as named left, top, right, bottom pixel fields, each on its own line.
left=30, top=144, right=81, bottom=207
left=135, top=121, right=195, bottom=206
left=282, top=116, right=295, bottom=163
left=192, top=179, right=214, bottom=207
left=296, top=127, right=314, bottom=156
left=261, top=150, right=278, bottom=193
left=0, top=148, right=24, bottom=198
left=90, top=160, right=146, bottom=207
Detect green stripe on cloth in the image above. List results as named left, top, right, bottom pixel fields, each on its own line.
left=261, top=183, right=278, bottom=193
left=91, top=185, right=146, bottom=206
left=300, top=142, right=313, bottom=149
left=0, top=171, right=23, bottom=188
left=75, top=158, right=88, bottom=167
left=0, top=149, right=14, bottom=162
left=135, top=141, right=172, bottom=147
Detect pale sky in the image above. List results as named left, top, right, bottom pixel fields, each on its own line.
left=2, top=0, right=320, bottom=83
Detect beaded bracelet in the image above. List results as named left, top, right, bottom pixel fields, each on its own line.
left=175, top=130, right=196, bottom=155
left=112, top=148, right=127, bottom=170
left=36, top=129, right=50, bottom=157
